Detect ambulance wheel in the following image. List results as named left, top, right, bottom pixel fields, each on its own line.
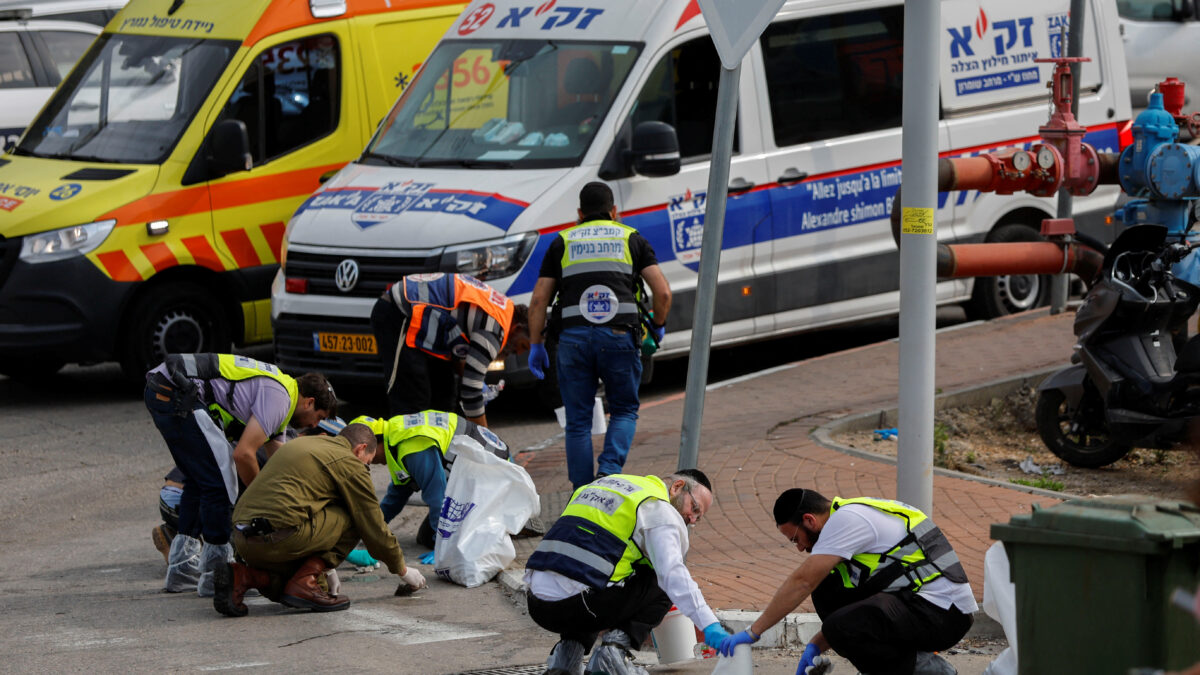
left=120, top=282, right=232, bottom=380
left=967, top=223, right=1049, bottom=320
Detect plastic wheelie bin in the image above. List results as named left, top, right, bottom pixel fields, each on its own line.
left=991, top=495, right=1200, bottom=674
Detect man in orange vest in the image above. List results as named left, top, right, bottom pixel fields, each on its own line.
left=370, top=273, right=530, bottom=427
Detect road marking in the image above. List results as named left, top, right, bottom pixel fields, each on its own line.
left=196, top=663, right=273, bottom=671
left=333, top=606, right=499, bottom=644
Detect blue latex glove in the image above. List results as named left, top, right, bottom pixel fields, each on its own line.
left=702, top=622, right=731, bottom=650
left=796, top=642, right=821, bottom=675
left=345, top=549, right=377, bottom=567
left=651, top=322, right=666, bottom=344
left=716, top=628, right=756, bottom=657
left=528, top=343, right=549, bottom=380
left=418, top=551, right=435, bottom=565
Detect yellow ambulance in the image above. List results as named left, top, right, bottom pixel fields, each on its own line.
left=0, top=0, right=463, bottom=379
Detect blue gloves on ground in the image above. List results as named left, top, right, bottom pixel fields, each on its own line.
left=702, top=622, right=731, bottom=649
left=717, top=628, right=757, bottom=656
left=418, top=551, right=435, bottom=565
left=345, top=549, right=378, bottom=567
left=651, top=322, right=666, bottom=344
left=796, top=642, right=821, bottom=674
left=528, top=343, right=549, bottom=380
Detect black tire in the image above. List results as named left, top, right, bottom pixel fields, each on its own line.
left=0, top=356, right=65, bottom=380
left=119, top=282, right=233, bottom=380
left=967, top=223, right=1049, bottom=319
left=1035, top=387, right=1132, bottom=468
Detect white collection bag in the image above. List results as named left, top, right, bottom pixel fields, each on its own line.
left=982, top=541, right=1018, bottom=675
left=433, top=436, right=540, bottom=587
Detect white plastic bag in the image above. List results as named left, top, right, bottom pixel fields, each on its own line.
left=433, top=436, right=539, bottom=587
left=982, top=541, right=1018, bottom=675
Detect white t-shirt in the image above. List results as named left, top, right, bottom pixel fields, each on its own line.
left=525, top=498, right=720, bottom=631
left=811, top=503, right=978, bottom=613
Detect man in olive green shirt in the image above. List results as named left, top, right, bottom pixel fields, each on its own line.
left=213, top=423, right=427, bottom=617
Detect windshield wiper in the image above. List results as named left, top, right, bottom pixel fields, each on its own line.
left=416, top=158, right=515, bottom=169
left=359, top=151, right=418, bottom=167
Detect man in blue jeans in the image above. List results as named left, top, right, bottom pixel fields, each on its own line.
left=527, top=181, right=671, bottom=488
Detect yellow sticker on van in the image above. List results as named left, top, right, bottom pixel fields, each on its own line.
left=901, top=207, right=934, bottom=235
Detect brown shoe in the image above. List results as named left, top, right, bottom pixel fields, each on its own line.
left=213, top=562, right=272, bottom=617
left=281, top=556, right=350, bottom=612
left=151, top=524, right=175, bottom=562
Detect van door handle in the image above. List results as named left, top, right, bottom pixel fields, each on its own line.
left=778, top=168, right=808, bottom=184
left=728, top=177, right=756, bottom=194
left=318, top=169, right=339, bottom=184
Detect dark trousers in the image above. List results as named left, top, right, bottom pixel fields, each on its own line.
left=371, top=296, right=457, bottom=416
left=144, top=383, right=232, bottom=545
left=812, top=575, right=973, bottom=675
left=526, top=567, right=672, bottom=651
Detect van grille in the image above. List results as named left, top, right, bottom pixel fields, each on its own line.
left=283, top=250, right=440, bottom=299
left=273, top=313, right=384, bottom=385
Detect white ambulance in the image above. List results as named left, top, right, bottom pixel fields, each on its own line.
left=271, top=0, right=1132, bottom=389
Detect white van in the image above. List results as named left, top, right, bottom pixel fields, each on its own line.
left=271, top=0, right=1132, bottom=389
left=0, top=13, right=100, bottom=151
left=1117, top=0, right=1200, bottom=106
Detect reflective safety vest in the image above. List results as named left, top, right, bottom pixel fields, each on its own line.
left=526, top=474, right=668, bottom=588
left=350, top=411, right=509, bottom=486
left=828, top=497, right=968, bottom=594
left=164, top=353, right=299, bottom=436
left=391, top=273, right=514, bottom=360
left=555, top=220, right=641, bottom=330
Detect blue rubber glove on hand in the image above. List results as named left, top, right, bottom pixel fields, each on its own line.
left=651, top=322, right=666, bottom=344
left=796, top=642, right=821, bottom=675
left=716, top=628, right=756, bottom=657
left=702, top=622, right=731, bottom=649
left=345, top=549, right=378, bottom=567
left=418, top=551, right=435, bottom=565
left=528, top=343, right=549, bottom=380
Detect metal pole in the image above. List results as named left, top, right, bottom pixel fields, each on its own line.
left=1050, top=0, right=1087, bottom=314
left=897, top=0, right=939, bottom=514
left=678, top=63, right=740, bottom=471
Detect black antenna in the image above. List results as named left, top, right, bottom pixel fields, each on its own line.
left=168, top=0, right=184, bottom=15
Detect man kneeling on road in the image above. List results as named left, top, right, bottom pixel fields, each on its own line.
left=213, top=423, right=426, bottom=617
left=524, top=469, right=730, bottom=675
left=718, top=489, right=977, bottom=675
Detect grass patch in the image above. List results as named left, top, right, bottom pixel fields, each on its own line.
left=1010, top=475, right=1065, bottom=491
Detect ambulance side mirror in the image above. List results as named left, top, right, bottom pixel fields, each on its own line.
left=630, top=121, right=681, bottom=177
left=208, top=119, right=252, bottom=177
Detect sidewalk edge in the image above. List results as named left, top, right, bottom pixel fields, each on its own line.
left=810, top=366, right=1075, bottom=501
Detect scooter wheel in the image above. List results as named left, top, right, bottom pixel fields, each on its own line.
left=1035, top=388, right=1132, bottom=468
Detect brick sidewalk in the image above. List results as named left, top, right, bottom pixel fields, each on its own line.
left=514, top=308, right=1076, bottom=612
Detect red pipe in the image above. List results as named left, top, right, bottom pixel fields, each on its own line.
left=937, top=241, right=1103, bottom=282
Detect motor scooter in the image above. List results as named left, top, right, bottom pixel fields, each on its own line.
left=1036, top=224, right=1200, bottom=467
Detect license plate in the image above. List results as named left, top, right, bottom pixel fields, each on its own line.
left=313, top=332, right=377, bottom=355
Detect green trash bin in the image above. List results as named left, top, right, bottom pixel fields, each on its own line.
left=991, top=495, right=1200, bottom=675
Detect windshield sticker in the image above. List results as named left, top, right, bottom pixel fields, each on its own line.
left=119, top=15, right=215, bottom=34
left=947, top=8, right=1044, bottom=96
left=0, top=197, right=22, bottom=211
left=0, top=182, right=39, bottom=199
left=296, top=185, right=528, bottom=231
left=49, top=183, right=82, bottom=201
left=478, top=150, right=530, bottom=160
left=668, top=189, right=706, bottom=270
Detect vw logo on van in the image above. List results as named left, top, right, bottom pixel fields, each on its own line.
left=334, top=259, right=360, bottom=293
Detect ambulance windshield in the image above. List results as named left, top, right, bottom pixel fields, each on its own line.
left=365, top=39, right=641, bottom=169
left=17, top=33, right=237, bottom=164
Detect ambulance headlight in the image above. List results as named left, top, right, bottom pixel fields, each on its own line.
left=20, top=219, right=116, bottom=264
left=440, top=232, right=537, bottom=281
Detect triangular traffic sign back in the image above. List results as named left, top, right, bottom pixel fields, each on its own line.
left=696, top=0, right=788, bottom=69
